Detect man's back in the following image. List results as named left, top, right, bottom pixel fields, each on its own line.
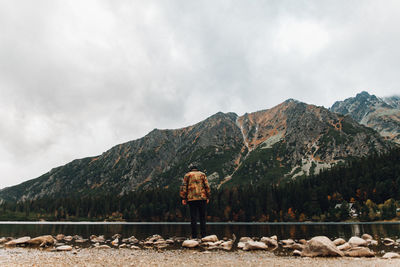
left=180, top=170, right=210, bottom=202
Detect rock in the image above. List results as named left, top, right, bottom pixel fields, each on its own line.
left=64, top=236, right=73, bottom=242
left=75, top=239, right=88, bottom=243
left=260, top=237, right=278, bottom=249
left=337, top=242, right=351, bottom=251
left=96, top=245, right=111, bottom=249
left=220, top=240, right=234, bottom=251
left=237, top=242, right=245, bottom=249
left=147, top=235, right=163, bottom=243
left=0, top=237, right=8, bottom=244
left=56, top=234, right=65, bottom=241
left=91, top=235, right=105, bottom=243
left=204, top=241, right=222, bottom=247
left=333, top=238, right=346, bottom=246
left=153, top=240, right=167, bottom=246
left=166, top=239, right=174, bottom=244
left=119, top=244, right=127, bottom=249
left=301, top=236, right=344, bottom=257
left=361, top=234, right=373, bottom=240
left=73, top=235, right=83, bottom=240
left=243, top=241, right=268, bottom=251
left=112, top=234, right=121, bottom=240
left=383, top=238, right=396, bottom=246
left=111, top=238, right=119, bottom=246
left=27, top=235, right=55, bottom=247
left=293, top=250, right=302, bottom=256
left=5, top=236, right=31, bottom=247
left=382, top=252, right=400, bottom=259
left=270, top=235, right=278, bottom=241
left=201, top=235, right=218, bottom=243
left=348, top=237, right=368, bottom=247
left=369, top=240, right=378, bottom=246
left=182, top=240, right=199, bottom=248
left=344, top=247, right=375, bottom=257
left=239, top=237, right=253, bottom=243
left=281, top=239, right=295, bottom=247
left=130, top=245, right=140, bottom=249
left=56, top=245, right=73, bottom=251
left=299, top=239, right=307, bottom=245
left=290, top=243, right=305, bottom=250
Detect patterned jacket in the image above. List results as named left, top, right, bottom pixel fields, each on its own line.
left=180, top=170, right=211, bottom=201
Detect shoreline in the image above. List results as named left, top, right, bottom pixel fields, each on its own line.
left=1, top=247, right=399, bottom=267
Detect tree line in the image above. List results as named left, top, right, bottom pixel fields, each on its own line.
left=1, top=148, right=400, bottom=222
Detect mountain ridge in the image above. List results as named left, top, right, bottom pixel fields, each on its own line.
left=0, top=96, right=396, bottom=202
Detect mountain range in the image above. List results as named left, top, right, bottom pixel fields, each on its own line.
left=1, top=92, right=398, bottom=202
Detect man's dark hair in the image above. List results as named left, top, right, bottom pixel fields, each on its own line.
left=188, top=164, right=198, bottom=171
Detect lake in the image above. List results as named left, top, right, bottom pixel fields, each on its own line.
left=1, top=222, right=400, bottom=241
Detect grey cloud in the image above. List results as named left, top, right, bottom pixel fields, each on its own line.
left=1, top=0, right=400, bottom=188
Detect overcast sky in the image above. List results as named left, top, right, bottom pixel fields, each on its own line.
left=0, top=0, right=399, bottom=189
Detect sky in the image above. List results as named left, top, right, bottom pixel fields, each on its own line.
left=0, top=0, right=399, bottom=189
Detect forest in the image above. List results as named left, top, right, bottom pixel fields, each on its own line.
left=1, top=148, right=400, bottom=222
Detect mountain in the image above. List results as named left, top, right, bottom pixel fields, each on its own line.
left=0, top=99, right=394, bottom=202
left=330, top=91, right=400, bottom=144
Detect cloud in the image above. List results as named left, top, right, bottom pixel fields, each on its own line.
left=0, top=0, right=399, bottom=188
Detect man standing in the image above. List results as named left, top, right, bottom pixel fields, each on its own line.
left=180, top=165, right=211, bottom=238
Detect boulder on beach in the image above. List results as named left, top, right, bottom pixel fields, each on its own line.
left=5, top=236, right=31, bottom=247
left=260, top=237, right=278, bottom=249
left=344, top=247, right=375, bottom=257
left=56, top=234, right=65, bottom=241
left=243, top=241, right=268, bottom=251
left=27, top=235, right=55, bottom=247
left=382, top=252, right=400, bottom=259
left=333, top=238, right=346, bottom=246
left=348, top=237, right=368, bottom=247
left=361, top=234, right=373, bottom=240
left=201, top=235, right=218, bottom=243
left=337, top=242, right=351, bottom=251
left=383, top=238, right=396, bottom=246
left=301, top=236, right=344, bottom=257
left=182, top=240, right=199, bottom=248
left=56, top=245, right=73, bottom=251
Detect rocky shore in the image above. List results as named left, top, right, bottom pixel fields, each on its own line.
left=1, top=233, right=400, bottom=266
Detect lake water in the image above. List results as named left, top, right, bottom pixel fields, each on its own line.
left=1, top=222, right=400, bottom=241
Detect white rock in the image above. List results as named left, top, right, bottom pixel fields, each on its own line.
left=348, top=236, right=368, bottom=247
left=382, top=252, right=400, bottom=259
left=64, top=236, right=73, bottom=242
left=337, top=242, right=351, bottom=251
left=383, top=238, right=396, bottom=246
left=281, top=239, right=295, bottom=247
left=237, top=242, right=245, bottom=249
left=243, top=241, right=268, bottom=251
left=369, top=240, right=378, bottom=246
left=270, top=235, right=278, bottom=241
left=56, top=245, right=73, bottom=251
left=344, top=247, right=375, bottom=257
left=239, top=237, right=253, bottom=243
left=130, top=245, right=140, bottom=249
left=302, top=236, right=344, bottom=257
left=5, top=236, right=30, bottom=246
left=96, top=245, right=111, bottom=249
left=201, top=235, right=218, bottom=243
left=220, top=240, right=234, bottom=251
left=293, top=250, right=302, bottom=256
left=333, top=238, right=346, bottom=246
left=361, top=234, right=373, bottom=240
left=119, top=244, right=127, bottom=248
left=261, top=237, right=278, bottom=248
left=182, top=240, right=199, bottom=248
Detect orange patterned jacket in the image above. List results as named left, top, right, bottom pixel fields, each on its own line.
left=179, top=170, right=211, bottom=201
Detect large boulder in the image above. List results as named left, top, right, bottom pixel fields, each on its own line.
left=348, top=237, right=368, bottom=247
left=201, top=235, right=218, bottom=243
left=243, top=241, right=268, bottom=251
left=182, top=240, right=199, bottom=248
left=27, top=235, right=56, bottom=247
left=344, top=247, right=375, bottom=257
left=301, top=236, right=344, bottom=257
left=5, top=236, right=31, bottom=247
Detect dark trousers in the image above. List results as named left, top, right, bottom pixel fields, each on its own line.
left=188, top=200, right=206, bottom=238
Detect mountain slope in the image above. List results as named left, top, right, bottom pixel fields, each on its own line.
left=330, top=91, right=400, bottom=144
left=0, top=99, right=394, bottom=202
